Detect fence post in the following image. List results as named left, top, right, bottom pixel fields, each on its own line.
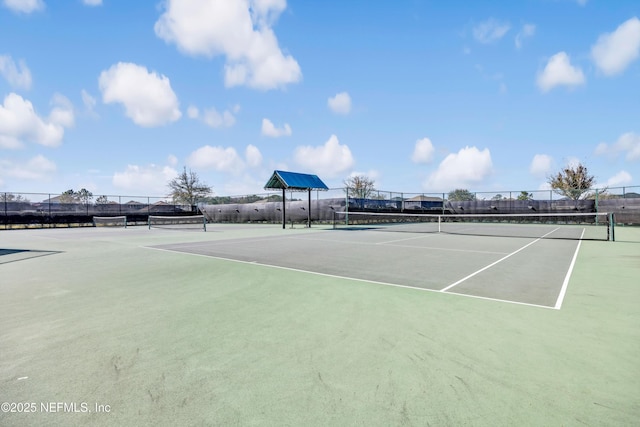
left=345, top=187, right=349, bottom=225
left=595, top=189, right=599, bottom=225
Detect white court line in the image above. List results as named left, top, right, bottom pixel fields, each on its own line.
left=143, top=245, right=555, bottom=309
left=439, top=227, right=560, bottom=293
left=290, top=235, right=509, bottom=255
left=554, top=228, right=585, bottom=309
left=374, top=234, right=438, bottom=245
left=157, top=234, right=296, bottom=250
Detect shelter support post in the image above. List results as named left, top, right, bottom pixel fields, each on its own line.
left=282, top=188, right=286, bottom=229
left=308, top=188, right=311, bottom=227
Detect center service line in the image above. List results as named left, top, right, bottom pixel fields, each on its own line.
left=554, top=228, right=585, bottom=310
left=439, top=228, right=560, bottom=293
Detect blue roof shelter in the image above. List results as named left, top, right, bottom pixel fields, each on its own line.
left=264, top=170, right=329, bottom=229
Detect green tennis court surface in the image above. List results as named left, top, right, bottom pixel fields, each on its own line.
left=149, top=228, right=587, bottom=308
left=1, top=225, right=639, bottom=426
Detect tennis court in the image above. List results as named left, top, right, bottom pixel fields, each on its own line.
left=150, top=225, right=587, bottom=309
left=1, top=222, right=639, bottom=426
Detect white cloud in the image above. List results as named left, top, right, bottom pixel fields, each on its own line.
left=327, top=92, right=351, bottom=115
left=49, top=93, right=75, bottom=129
left=98, top=62, right=181, bottom=127
left=537, top=52, right=585, bottom=92
left=203, top=107, right=236, bottom=128
left=2, top=0, right=44, bottom=14
left=82, top=0, right=102, bottom=6
left=473, top=18, right=510, bottom=44
left=565, top=156, right=581, bottom=169
left=595, top=132, right=640, bottom=161
left=346, top=169, right=380, bottom=186
left=0, top=55, right=32, bottom=90
left=0, top=93, right=73, bottom=149
left=529, top=154, right=554, bottom=178
left=294, top=134, right=354, bottom=177
left=167, top=154, right=178, bottom=167
left=425, top=146, right=493, bottom=191
left=154, top=0, right=301, bottom=90
left=538, top=181, right=552, bottom=191
left=591, top=17, right=640, bottom=76
left=606, top=170, right=633, bottom=187
left=411, top=137, right=435, bottom=164
left=0, top=155, right=56, bottom=182
left=186, top=105, right=199, bottom=119
left=186, top=145, right=244, bottom=173
left=515, top=24, right=536, bottom=49
left=187, top=105, right=237, bottom=128
left=261, top=118, right=291, bottom=137
left=245, top=144, right=262, bottom=168
left=112, top=164, right=178, bottom=195
left=81, top=89, right=97, bottom=116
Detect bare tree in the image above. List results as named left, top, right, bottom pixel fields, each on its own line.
left=344, top=175, right=376, bottom=199
left=548, top=163, right=596, bottom=200
left=168, top=167, right=213, bottom=208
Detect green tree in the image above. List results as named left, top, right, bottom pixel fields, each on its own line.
left=59, top=189, right=93, bottom=204
left=95, top=195, right=110, bottom=204
left=448, top=189, right=476, bottom=201
left=77, top=188, right=93, bottom=205
left=548, top=163, right=596, bottom=200
left=0, top=193, right=30, bottom=203
left=517, top=191, right=533, bottom=201
left=168, top=167, right=213, bottom=207
left=344, top=175, right=376, bottom=199
left=59, top=189, right=77, bottom=204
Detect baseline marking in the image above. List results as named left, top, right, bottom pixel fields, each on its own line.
left=554, top=228, right=585, bottom=309
left=439, top=228, right=560, bottom=293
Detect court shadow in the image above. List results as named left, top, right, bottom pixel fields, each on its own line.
left=0, top=249, right=62, bottom=265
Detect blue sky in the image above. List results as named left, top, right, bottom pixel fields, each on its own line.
left=0, top=0, right=638, bottom=198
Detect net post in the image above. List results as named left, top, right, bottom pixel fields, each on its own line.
left=148, top=215, right=151, bottom=230
left=609, top=213, right=615, bottom=242
left=203, top=215, right=207, bottom=232
left=438, top=214, right=442, bottom=233
left=124, top=216, right=127, bottom=228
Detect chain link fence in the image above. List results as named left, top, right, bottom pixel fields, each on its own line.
left=2, top=186, right=639, bottom=229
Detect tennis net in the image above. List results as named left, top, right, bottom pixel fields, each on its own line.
left=332, top=211, right=613, bottom=241
left=93, top=216, right=127, bottom=228
left=148, top=215, right=207, bottom=231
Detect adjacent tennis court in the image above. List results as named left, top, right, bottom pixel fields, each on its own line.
left=1, top=223, right=639, bottom=426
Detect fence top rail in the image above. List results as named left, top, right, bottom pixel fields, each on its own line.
left=1, top=185, right=638, bottom=203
